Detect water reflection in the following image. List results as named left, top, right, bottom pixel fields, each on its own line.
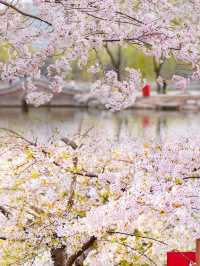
left=0, top=107, right=199, bottom=143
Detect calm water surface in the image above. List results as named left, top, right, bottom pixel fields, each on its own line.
left=0, top=107, right=199, bottom=143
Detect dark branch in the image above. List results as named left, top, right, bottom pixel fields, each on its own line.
left=116, top=11, right=144, bottom=25
left=0, top=127, right=36, bottom=146
left=75, top=171, right=98, bottom=178
left=183, top=176, right=200, bottom=180
left=0, top=1, right=52, bottom=26
left=66, top=236, right=97, bottom=266
left=0, top=206, right=11, bottom=219
left=100, top=239, right=157, bottom=266
left=108, top=231, right=168, bottom=246
left=61, top=137, right=78, bottom=150
left=51, top=246, right=67, bottom=266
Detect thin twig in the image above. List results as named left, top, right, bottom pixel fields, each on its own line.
left=0, top=0, right=52, bottom=26
left=183, top=176, right=200, bottom=180
left=100, top=239, right=157, bottom=266
left=0, top=128, right=36, bottom=146
left=108, top=231, right=168, bottom=246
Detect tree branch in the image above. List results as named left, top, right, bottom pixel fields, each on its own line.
left=74, top=171, right=98, bottom=178
left=104, top=43, right=118, bottom=69
left=61, top=137, right=78, bottom=150
left=0, top=127, right=36, bottom=146
left=100, top=239, right=157, bottom=266
left=0, top=206, right=11, bottom=218
left=107, top=231, right=168, bottom=246
left=51, top=246, right=67, bottom=266
left=0, top=1, right=52, bottom=26
left=116, top=11, right=144, bottom=25
left=66, top=236, right=97, bottom=266
left=183, top=176, right=200, bottom=180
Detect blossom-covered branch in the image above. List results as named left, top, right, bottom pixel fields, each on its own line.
left=0, top=0, right=52, bottom=26
left=0, top=0, right=199, bottom=109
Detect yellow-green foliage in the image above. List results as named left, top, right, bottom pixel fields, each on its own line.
left=122, top=46, right=155, bottom=80
left=0, top=42, right=35, bottom=63
left=0, top=43, right=10, bottom=62
left=123, top=46, right=179, bottom=81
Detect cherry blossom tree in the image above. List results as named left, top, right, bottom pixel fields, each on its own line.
left=0, top=0, right=200, bottom=109
left=0, top=2, right=200, bottom=266
left=0, top=127, right=200, bottom=266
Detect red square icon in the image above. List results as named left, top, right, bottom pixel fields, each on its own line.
left=167, top=251, right=196, bottom=266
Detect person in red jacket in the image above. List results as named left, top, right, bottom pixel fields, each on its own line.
left=142, top=83, right=151, bottom=97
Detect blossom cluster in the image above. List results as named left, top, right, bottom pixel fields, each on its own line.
left=90, top=69, right=140, bottom=111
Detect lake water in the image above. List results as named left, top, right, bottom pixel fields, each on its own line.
left=0, top=107, right=200, bottom=144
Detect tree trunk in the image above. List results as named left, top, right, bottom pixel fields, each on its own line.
left=22, top=98, right=29, bottom=113
left=51, top=247, right=67, bottom=266
left=104, top=44, right=122, bottom=81
left=153, top=56, right=165, bottom=94
left=116, top=45, right=122, bottom=81
left=51, top=236, right=96, bottom=266
left=66, top=236, right=96, bottom=266
left=156, top=81, right=161, bottom=94
left=163, top=80, right=167, bottom=94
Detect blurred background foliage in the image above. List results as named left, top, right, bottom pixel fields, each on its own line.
left=0, top=42, right=193, bottom=84
left=65, top=45, right=192, bottom=83
left=0, top=43, right=9, bottom=62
